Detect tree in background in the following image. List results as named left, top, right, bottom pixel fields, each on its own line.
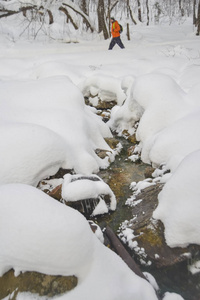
left=79, top=0, right=88, bottom=15
left=97, top=0, right=109, bottom=39
left=196, top=0, right=200, bottom=34
left=193, top=0, right=197, bottom=24
left=0, top=0, right=199, bottom=40
left=146, top=0, right=150, bottom=26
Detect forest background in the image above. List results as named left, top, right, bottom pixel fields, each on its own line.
left=0, top=0, right=200, bottom=42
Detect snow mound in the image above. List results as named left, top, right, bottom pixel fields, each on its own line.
left=0, top=183, right=94, bottom=277
left=79, top=75, right=126, bottom=105
left=0, top=183, right=158, bottom=300
left=0, top=76, right=113, bottom=184
left=153, top=150, right=200, bottom=248
left=62, top=174, right=116, bottom=215
left=162, top=292, right=185, bottom=300
left=0, top=122, right=66, bottom=186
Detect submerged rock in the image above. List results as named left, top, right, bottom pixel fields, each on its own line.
left=144, top=166, right=156, bottom=179
left=84, top=96, right=117, bottom=110
left=48, top=184, right=62, bottom=200
left=105, top=137, right=121, bottom=150
left=118, top=183, right=200, bottom=268
left=95, top=148, right=112, bottom=159
left=95, top=137, right=121, bottom=161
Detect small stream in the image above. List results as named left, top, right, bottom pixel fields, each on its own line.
left=96, top=136, right=147, bottom=231
left=95, top=135, right=200, bottom=300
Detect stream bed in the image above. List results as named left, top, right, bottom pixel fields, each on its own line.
left=1, top=135, right=200, bottom=300
left=95, top=136, right=200, bottom=300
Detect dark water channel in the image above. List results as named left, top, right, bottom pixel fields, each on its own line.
left=97, top=136, right=147, bottom=231
left=95, top=136, right=200, bottom=300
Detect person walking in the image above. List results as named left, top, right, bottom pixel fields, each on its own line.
left=108, top=17, right=125, bottom=50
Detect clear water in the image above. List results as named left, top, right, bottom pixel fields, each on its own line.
left=95, top=136, right=200, bottom=300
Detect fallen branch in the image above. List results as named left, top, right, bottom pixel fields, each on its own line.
left=105, top=225, right=161, bottom=299
left=105, top=225, right=146, bottom=280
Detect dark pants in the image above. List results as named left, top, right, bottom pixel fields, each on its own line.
left=108, top=36, right=125, bottom=50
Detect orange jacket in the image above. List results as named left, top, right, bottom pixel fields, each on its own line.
left=111, top=21, right=120, bottom=38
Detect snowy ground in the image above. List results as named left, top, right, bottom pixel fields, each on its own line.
left=0, top=18, right=200, bottom=300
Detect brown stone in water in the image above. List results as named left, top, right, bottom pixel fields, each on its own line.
left=144, top=166, right=156, bottom=178
left=127, top=145, right=136, bottom=156
left=95, top=137, right=120, bottom=160
left=127, top=133, right=137, bottom=144
left=48, top=184, right=62, bottom=200
left=88, top=220, right=99, bottom=234
left=122, top=129, right=130, bottom=138
left=105, top=137, right=120, bottom=150
left=126, top=183, right=197, bottom=268
left=96, top=100, right=117, bottom=110
left=85, top=96, right=117, bottom=110
left=95, top=148, right=111, bottom=159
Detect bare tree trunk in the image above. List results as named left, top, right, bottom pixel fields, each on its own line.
left=137, top=0, right=142, bottom=22
left=146, top=0, right=149, bottom=25
left=193, top=0, right=197, bottom=24
left=80, top=0, right=88, bottom=15
left=127, top=23, right=130, bottom=40
left=127, top=0, right=137, bottom=24
left=179, top=0, right=185, bottom=16
left=196, top=0, right=200, bottom=35
left=108, top=0, right=119, bottom=21
left=179, top=0, right=182, bottom=13
left=107, top=0, right=119, bottom=37
left=107, top=0, right=111, bottom=37
left=97, top=0, right=109, bottom=39
left=107, top=0, right=111, bottom=19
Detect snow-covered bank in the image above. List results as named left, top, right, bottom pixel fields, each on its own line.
left=0, top=17, right=200, bottom=299
left=0, top=76, right=113, bottom=184
left=0, top=184, right=158, bottom=300
left=109, top=57, right=200, bottom=248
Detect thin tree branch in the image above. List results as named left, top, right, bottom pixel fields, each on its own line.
left=61, top=2, right=94, bottom=32
left=0, top=9, right=20, bottom=18
left=59, top=6, right=78, bottom=30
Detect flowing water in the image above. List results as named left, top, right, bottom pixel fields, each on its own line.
left=95, top=136, right=200, bottom=300
left=96, top=136, right=147, bottom=231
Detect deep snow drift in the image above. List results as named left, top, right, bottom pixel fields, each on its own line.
left=0, top=76, right=113, bottom=185
left=0, top=184, right=158, bottom=300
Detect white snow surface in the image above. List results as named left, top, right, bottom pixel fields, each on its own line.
left=0, top=76, right=113, bottom=183
left=153, top=150, right=200, bottom=247
left=162, top=292, right=185, bottom=300
left=0, top=184, right=158, bottom=300
left=62, top=174, right=116, bottom=214
left=0, top=184, right=93, bottom=278
left=0, top=14, right=200, bottom=299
